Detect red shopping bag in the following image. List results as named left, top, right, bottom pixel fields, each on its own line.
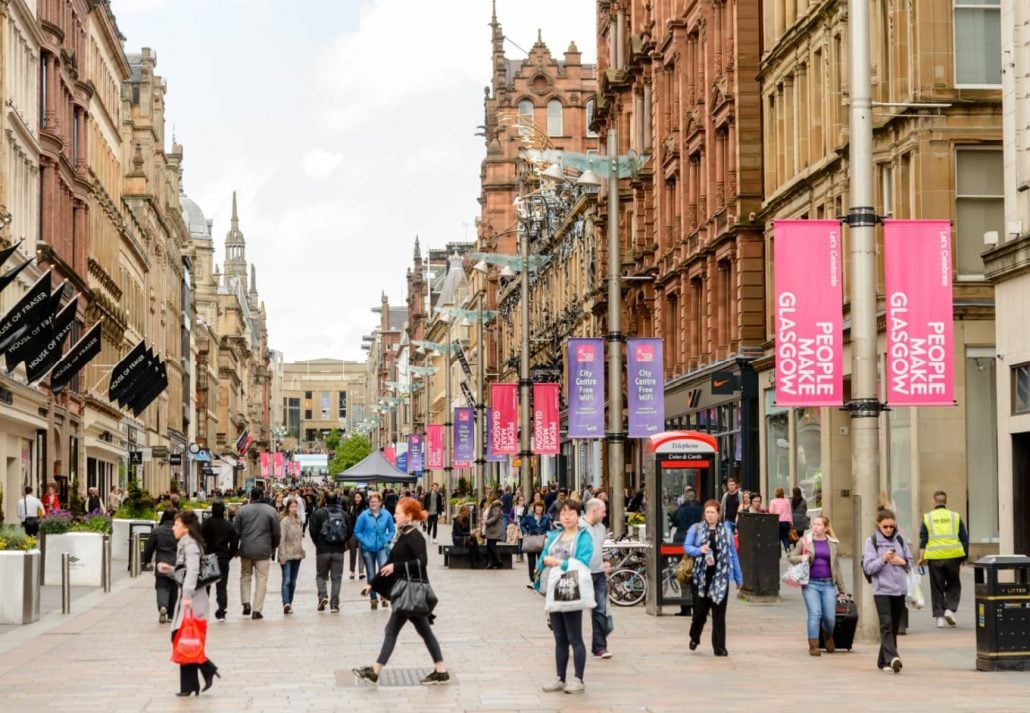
left=171, top=605, right=207, bottom=664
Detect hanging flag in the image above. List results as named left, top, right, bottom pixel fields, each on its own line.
left=108, top=340, right=148, bottom=405
left=454, top=408, right=474, bottom=465
left=260, top=452, right=270, bottom=478
left=129, top=358, right=167, bottom=415
left=0, top=239, right=23, bottom=268
left=627, top=338, right=666, bottom=437
left=532, top=383, right=560, bottom=455
left=0, top=269, right=51, bottom=355
left=384, top=446, right=396, bottom=465
left=567, top=339, right=604, bottom=438
left=236, top=430, right=253, bottom=457
left=486, top=409, right=506, bottom=462
left=26, top=296, right=78, bottom=384
left=407, top=433, right=424, bottom=473
left=273, top=451, right=284, bottom=479
left=884, top=220, right=954, bottom=406
left=426, top=424, right=444, bottom=469
left=0, top=256, right=34, bottom=298
left=773, top=220, right=844, bottom=406
left=5, top=283, right=69, bottom=372
left=49, top=321, right=103, bottom=393
left=490, top=383, right=518, bottom=456
left=121, top=348, right=160, bottom=409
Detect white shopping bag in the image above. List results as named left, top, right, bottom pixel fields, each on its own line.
left=544, top=559, right=595, bottom=614
left=907, top=568, right=925, bottom=609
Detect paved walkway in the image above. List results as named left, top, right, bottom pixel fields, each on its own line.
left=0, top=525, right=1027, bottom=712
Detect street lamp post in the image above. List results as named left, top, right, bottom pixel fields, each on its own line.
left=604, top=128, right=627, bottom=538
left=518, top=219, right=533, bottom=500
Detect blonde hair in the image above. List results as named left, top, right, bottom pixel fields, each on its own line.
left=814, top=515, right=837, bottom=540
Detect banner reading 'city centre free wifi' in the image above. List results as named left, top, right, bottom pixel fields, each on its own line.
left=773, top=220, right=844, bottom=406
left=884, top=220, right=954, bottom=406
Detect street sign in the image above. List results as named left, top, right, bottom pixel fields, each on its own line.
left=460, top=381, right=477, bottom=411
left=169, top=453, right=182, bottom=466
left=151, top=445, right=169, bottom=459
left=129, top=451, right=143, bottom=465
left=454, top=340, right=472, bottom=380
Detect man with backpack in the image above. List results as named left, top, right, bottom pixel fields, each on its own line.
left=309, top=490, right=352, bottom=613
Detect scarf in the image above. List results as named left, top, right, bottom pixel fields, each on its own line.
left=692, top=522, right=733, bottom=605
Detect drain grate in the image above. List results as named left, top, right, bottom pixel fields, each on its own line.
left=341, top=667, right=448, bottom=687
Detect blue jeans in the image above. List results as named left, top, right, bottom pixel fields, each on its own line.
left=280, top=559, right=301, bottom=605
left=802, top=578, right=837, bottom=639
left=361, top=549, right=389, bottom=600
left=590, top=572, right=608, bottom=653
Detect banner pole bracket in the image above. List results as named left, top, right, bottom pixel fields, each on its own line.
left=840, top=398, right=890, bottom=418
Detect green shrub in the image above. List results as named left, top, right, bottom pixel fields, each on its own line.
left=114, top=478, right=155, bottom=520
left=0, top=527, right=37, bottom=551
left=69, top=513, right=112, bottom=534
left=38, top=509, right=74, bottom=534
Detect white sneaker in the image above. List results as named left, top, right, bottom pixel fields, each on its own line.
left=564, top=678, right=585, bottom=694
left=936, top=617, right=945, bottom=628
left=541, top=678, right=566, bottom=693
left=944, top=609, right=957, bottom=626
left=882, top=666, right=894, bottom=673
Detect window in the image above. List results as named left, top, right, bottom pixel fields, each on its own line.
left=547, top=99, right=563, bottom=137
left=287, top=398, right=300, bottom=438
left=954, top=0, right=1001, bottom=86
left=304, top=409, right=312, bottom=420
left=518, top=99, right=533, bottom=119
left=338, top=391, right=348, bottom=418
left=585, top=99, right=597, bottom=137
left=966, top=349, right=998, bottom=541
left=1014, top=364, right=1030, bottom=415
left=304, top=429, right=318, bottom=443
left=321, top=391, right=330, bottom=419
left=955, top=147, right=1003, bottom=277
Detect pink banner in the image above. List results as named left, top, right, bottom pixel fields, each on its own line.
left=384, top=446, right=396, bottom=465
left=260, top=452, right=270, bottom=478
left=426, top=424, right=444, bottom=469
left=490, top=383, right=518, bottom=455
left=533, top=383, right=560, bottom=454
left=884, top=220, right=954, bottom=405
left=774, top=220, right=844, bottom=406
left=273, top=452, right=284, bottom=479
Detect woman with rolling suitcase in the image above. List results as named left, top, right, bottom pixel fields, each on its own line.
left=788, top=515, right=848, bottom=656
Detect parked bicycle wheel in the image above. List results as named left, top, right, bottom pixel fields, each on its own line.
left=608, top=568, right=647, bottom=607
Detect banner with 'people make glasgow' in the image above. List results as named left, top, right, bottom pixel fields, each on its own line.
left=426, top=425, right=443, bottom=469
left=627, top=338, right=665, bottom=437
left=490, top=384, right=517, bottom=455
left=532, top=383, right=560, bottom=455
left=773, top=220, right=844, bottom=406
left=566, top=339, right=604, bottom=438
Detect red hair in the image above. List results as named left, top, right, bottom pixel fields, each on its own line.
left=396, top=497, right=428, bottom=522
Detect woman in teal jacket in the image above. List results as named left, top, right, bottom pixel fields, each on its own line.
left=535, top=499, right=593, bottom=695
left=683, top=499, right=742, bottom=656
left=353, top=492, right=395, bottom=610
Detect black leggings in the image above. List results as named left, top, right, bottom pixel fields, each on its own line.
left=527, top=552, right=539, bottom=582
left=549, top=610, right=586, bottom=681
left=376, top=610, right=444, bottom=665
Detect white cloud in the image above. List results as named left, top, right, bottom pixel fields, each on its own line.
left=301, top=149, right=344, bottom=178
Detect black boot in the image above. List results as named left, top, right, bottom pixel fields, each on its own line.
left=200, top=660, right=220, bottom=692
left=178, top=664, right=200, bottom=696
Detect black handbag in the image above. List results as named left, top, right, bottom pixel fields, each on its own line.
left=175, top=553, right=222, bottom=588
left=389, top=561, right=438, bottom=617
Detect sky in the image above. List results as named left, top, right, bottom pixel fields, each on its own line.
left=114, top=0, right=597, bottom=362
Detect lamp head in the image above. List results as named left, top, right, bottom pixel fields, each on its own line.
left=500, top=265, right=517, bottom=278
left=576, top=169, right=601, bottom=194
left=541, top=163, right=565, bottom=183
left=473, top=259, right=489, bottom=273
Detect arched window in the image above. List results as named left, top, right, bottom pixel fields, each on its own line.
left=518, top=99, right=534, bottom=118
left=585, top=99, right=597, bottom=137
left=547, top=99, right=563, bottom=137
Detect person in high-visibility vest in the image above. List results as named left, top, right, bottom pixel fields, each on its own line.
left=916, top=491, right=968, bottom=628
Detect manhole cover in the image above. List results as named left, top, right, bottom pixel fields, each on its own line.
left=339, top=667, right=450, bottom=687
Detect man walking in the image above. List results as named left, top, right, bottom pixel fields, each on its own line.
left=581, top=498, right=612, bottom=659
left=719, top=477, right=742, bottom=534
left=424, top=482, right=443, bottom=543
left=17, top=486, right=44, bottom=536
left=234, top=487, right=280, bottom=620
left=917, top=490, right=968, bottom=628
left=309, top=491, right=351, bottom=613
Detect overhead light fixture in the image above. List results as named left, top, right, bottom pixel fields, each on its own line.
left=541, top=163, right=565, bottom=182
left=500, top=265, right=517, bottom=278
left=460, top=317, right=472, bottom=327
left=473, top=259, right=489, bottom=273
left=576, top=169, right=601, bottom=194
left=439, top=311, right=452, bottom=323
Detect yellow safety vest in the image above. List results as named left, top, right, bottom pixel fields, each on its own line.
left=923, top=509, right=965, bottom=560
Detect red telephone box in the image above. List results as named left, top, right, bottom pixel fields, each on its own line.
left=643, top=431, right=718, bottom=614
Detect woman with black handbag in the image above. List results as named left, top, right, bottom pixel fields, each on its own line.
left=520, top=500, right=552, bottom=588
left=353, top=498, right=449, bottom=686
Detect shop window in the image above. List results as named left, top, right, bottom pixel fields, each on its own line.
left=1014, top=364, right=1030, bottom=415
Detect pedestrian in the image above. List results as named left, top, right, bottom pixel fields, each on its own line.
left=788, top=515, right=847, bottom=656
left=354, top=491, right=395, bottom=610
left=580, top=498, right=612, bottom=659
left=309, top=491, right=350, bottom=613
left=353, top=497, right=450, bottom=686
left=684, top=500, right=742, bottom=656
left=16, top=486, right=44, bottom=536
left=452, top=503, right=482, bottom=569
left=383, top=488, right=398, bottom=516
left=482, top=490, right=505, bottom=569
left=86, top=487, right=106, bottom=515
left=719, top=477, right=742, bottom=534
left=107, top=486, right=123, bottom=514
left=791, top=487, right=810, bottom=538
left=512, top=494, right=527, bottom=563
left=768, top=487, right=794, bottom=552
left=862, top=508, right=913, bottom=674
left=537, top=499, right=593, bottom=694
left=142, top=509, right=179, bottom=624
left=160, top=510, right=219, bottom=697
left=41, top=483, right=60, bottom=514
left=278, top=498, right=305, bottom=614
left=547, top=488, right=568, bottom=520
left=346, top=490, right=367, bottom=580
left=424, top=482, right=443, bottom=543
left=670, top=487, right=703, bottom=616
left=520, top=501, right=551, bottom=585
left=742, top=492, right=765, bottom=514
left=200, top=500, right=237, bottom=621
left=233, top=487, right=281, bottom=620
left=917, top=490, right=968, bottom=628
left=544, top=483, right=559, bottom=512
left=285, top=488, right=306, bottom=535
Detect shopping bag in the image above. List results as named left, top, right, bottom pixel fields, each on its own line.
left=544, top=559, right=595, bottom=613
left=170, top=605, right=207, bottom=664
left=906, top=568, right=926, bottom=609
left=782, top=558, right=810, bottom=588
left=389, top=562, right=438, bottom=617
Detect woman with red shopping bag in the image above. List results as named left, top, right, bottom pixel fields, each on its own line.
left=159, top=510, right=219, bottom=696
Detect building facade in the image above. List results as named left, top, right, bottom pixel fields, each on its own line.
left=279, top=358, right=368, bottom=454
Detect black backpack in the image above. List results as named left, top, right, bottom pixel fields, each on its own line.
left=863, top=533, right=904, bottom=583
left=321, top=507, right=351, bottom=545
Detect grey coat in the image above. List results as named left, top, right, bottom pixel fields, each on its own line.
left=171, top=535, right=209, bottom=630
left=484, top=500, right=505, bottom=540
left=277, top=516, right=305, bottom=563
left=234, top=501, right=281, bottom=560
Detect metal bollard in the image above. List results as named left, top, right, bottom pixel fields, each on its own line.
left=102, top=534, right=112, bottom=593
left=61, top=553, right=71, bottom=614
left=130, top=533, right=141, bottom=578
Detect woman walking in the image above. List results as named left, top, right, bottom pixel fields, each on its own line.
left=791, top=487, right=810, bottom=539
left=353, top=498, right=449, bottom=685
left=862, top=509, right=912, bottom=674
left=278, top=499, right=305, bottom=614
left=483, top=490, right=505, bottom=569
left=512, top=494, right=527, bottom=563
left=142, top=509, right=179, bottom=624
left=536, top=500, right=593, bottom=694
left=347, top=490, right=367, bottom=580
left=768, top=487, right=794, bottom=553
left=684, top=500, right=742, bottom=656
left=354, top=491, right=395, bottom=610
left=788, top=515, right=847, bottom=655
left=160, top=510, right=219, bottom=696
left=520, top=501, right=552, bottom=587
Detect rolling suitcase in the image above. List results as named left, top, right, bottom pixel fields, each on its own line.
left=819, top=596, right=858, bottom=651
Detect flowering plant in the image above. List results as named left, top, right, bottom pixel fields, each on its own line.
left=627, top=512, right=647, bottom=527
left=37, top=509, right=75, bottom=535
left=0, top=527, right=38, bottom=551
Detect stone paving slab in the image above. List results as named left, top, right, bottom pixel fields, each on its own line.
left=0, top=527, right=1028, bottom=712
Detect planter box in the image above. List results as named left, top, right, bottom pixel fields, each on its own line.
left=43, top=533, right=105, bottom=587
left=0, top=550, right=41, bottom=624
left=112, top=518, right=156, bottom=560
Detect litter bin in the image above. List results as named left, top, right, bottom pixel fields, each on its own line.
left=737, top=512, right=780, bottom=600
left=973, top=554, right=1030, bottom=671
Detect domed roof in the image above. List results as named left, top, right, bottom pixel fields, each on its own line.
left=180, top=194, right=211, bottom=240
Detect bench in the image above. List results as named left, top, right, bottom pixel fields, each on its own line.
left=438, top=543, right=518, bottom=569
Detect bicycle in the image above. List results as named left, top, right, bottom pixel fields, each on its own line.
left=607, top=553, right=683, bottom=607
